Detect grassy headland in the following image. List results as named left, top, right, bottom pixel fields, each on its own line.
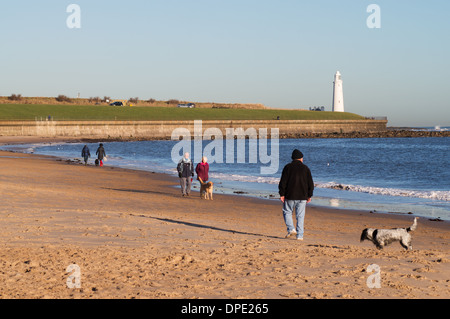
left=0, top=104, right=365, bottom=121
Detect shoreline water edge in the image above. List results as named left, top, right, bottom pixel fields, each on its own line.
left=1, top=131, right=449, bottom=223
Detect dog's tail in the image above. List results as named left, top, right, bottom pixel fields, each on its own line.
left=360, top=229, right=369, bottom=242
left=407, top=217, right=418, bottom=232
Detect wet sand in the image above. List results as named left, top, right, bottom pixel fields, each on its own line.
left=0, top=141, right=448, bottom=299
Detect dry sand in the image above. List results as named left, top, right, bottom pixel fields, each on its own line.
left=0, top=139, right=448, bottom=299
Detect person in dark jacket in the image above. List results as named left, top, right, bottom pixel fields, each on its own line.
left=177, top=152, right=194, bottom=196
left=81, top=145, right=90, bottom=165
left=96, top=143, right=106, bottom=167
left=278, top=149, right=314, bottom=240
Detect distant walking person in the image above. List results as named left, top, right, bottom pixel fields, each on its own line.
left=177, top=152, right=194, bottom=197
left=96, top=143, right=106, bottom=167
left=81, top=145, right=90, bottom=165
left=278, top=149, right=314, bottom=240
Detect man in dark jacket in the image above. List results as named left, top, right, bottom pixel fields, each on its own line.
left=278, top=149, right=314, bottom=240
left=177, top=152, right=194, bottom=196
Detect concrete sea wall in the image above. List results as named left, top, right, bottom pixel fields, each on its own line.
left=0, top=119, right=387, bottom=139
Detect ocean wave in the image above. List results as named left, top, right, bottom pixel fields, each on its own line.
left=209, top=173, right=449, bottom=201
left=210, top=172, right=279, bottom=185
left=316, top=182, right=450, bottom=201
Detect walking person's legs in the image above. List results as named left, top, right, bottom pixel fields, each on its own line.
left=294, top=200, right=307, bottom=240
left=179, top=177, right=187, bottom=196
left=186, top=178, right=192, bottom=196
left=282, top=200, right=297, bottom=237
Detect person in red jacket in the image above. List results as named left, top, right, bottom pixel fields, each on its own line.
left=195, top=156, right=209, bottom=183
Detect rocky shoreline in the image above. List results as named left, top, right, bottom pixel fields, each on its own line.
left=278, top=129, right=450, bottom=139
left=99, top=129, right=450, bottom=142
left=73, top=129, right=450, bottom=143
left=3, top=129, right=444, bottom=145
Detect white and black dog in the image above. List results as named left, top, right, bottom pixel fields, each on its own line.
left=360, top=217, right=418, bottom=250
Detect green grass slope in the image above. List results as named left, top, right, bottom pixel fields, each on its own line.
left=0, top=104, right=366, bottom=121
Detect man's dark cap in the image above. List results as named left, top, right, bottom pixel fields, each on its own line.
left=292, top=149, right=304, bottom=160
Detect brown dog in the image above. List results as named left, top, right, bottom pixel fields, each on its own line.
left=198, top=177, right=214, bottom=200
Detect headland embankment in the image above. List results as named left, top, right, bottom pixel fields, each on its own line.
left=0, top=119, right=388, bottom=140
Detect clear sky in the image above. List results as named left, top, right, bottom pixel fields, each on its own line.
left=1, top=0, right=449, bottom=127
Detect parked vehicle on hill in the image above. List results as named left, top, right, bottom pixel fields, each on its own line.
left=309, top=106, right=325, bottom=111
left=177, top=103, right=195, bottom=108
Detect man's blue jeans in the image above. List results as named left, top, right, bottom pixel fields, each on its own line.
left=282, top=200, right=307, bottom=238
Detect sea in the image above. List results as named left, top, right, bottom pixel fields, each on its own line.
left=2, top=128, right=449, bottom=221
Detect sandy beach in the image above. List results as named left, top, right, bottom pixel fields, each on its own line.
left=0, top=138, right=448, bottom=299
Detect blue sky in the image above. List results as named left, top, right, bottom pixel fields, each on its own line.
left=1, top=0, right=449, bottom=126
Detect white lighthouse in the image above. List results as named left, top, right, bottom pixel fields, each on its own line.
left=332, top=71, right=344, bottom=112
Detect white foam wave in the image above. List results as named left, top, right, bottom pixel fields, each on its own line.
left=209, top=173, right=449, bottom=201
left=210, top=172, right=279, bottom=185
left=316, top=182, right=450, bottom=201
